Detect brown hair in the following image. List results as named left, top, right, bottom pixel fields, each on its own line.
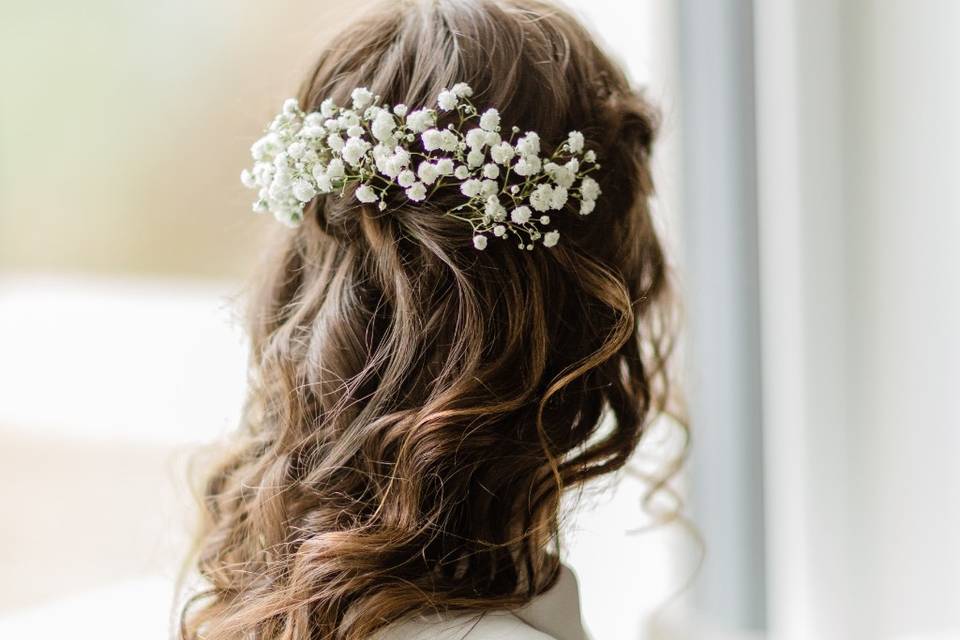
left=181, top=0, right=673, bottom=638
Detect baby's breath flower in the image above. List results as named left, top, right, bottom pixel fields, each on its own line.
left=511, top=205, right=532, bottom=224
left=580, top=176, right=601, bottom=200
left=516, top=131, right=540, bottom=156
left=529, top=184, right=554, bottom=212
left=452, top=82, right=473, bottom=98
left=326, top=133, right=345, bottom=151
left=479, top=108, right=500, bottom=132
left=435, top=158, right=454, bottom=175
left=467, top=148, right=485, bottom=168
left=320, top=99, right=337, bottom=118
left=417, top=161, right=441, bottom=185
left=371, top=110, right=396, bottom=142
left=355, top=184, right=378, bottom=203
left=242, top=83, right=601, bottom=250
left=437, top=89, right=459, bottom=111
left=405, top=181, right=427, bottom=202
left=351, top=87, right=374, bottom=110
left=405, top=109, right=435, bottom=133
left=490, top=142, right=515, bottom=165
left=460, top=178, right=482, bottom=198
left=291, top=180, right=317, bottom=203
left=397, top=169, right=416, bottom=188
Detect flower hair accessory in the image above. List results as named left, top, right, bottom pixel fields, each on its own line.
left=241, top=83, right=601, bottom=250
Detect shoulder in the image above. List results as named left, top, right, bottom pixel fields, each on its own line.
left=372, top=611, right=557, bottom=640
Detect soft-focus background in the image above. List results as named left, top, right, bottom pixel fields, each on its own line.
left=1, top=1, right=958, bottom=639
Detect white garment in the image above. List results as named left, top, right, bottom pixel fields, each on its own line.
left=372, top=564, right=590, bottom=640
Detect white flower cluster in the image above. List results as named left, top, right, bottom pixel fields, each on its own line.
left=242, top=83, right=602, bottom=250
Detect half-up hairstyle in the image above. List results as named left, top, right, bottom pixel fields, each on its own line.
left=181, top=0, right=672, bottom=638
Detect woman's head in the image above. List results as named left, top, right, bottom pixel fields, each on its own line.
left=183, top=1, right=671, bottom=638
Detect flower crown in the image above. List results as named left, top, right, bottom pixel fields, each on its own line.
left=241, top=83, right=601, bottom=250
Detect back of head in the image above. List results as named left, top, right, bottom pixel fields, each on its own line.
left=183, top=1, right=670, bottom=638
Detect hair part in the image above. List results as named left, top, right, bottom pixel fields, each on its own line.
left=181, top=1, right=673, bottom=638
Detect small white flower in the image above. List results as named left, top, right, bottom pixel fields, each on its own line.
left=479, top=108, right=500, bottom=132
left=301, top=124, right=325, bottom=138
left=460, top=178, right=482, bottom=198
left=567, top=131, right=584, bottom=153
left=580, top=176, right=601, bottom=200
left=438, top=130, right=458, bottom=151
left=473, top=234, right=488, bottom=250
left=347, top=124, right=365, bottom=138
left=480, top=179, right=498, bottom=198
left=327, top=133, right=345, bottom=151
left=421, top=128, right=445, bottom=151
left=465, top=128, right=488, bottom=150
left=549, top=185, right=568, bottom=209
left=351, top=87, right=374, bottom=110
left=393, top=104, right=408, bottom=117
left=320, top=99, right=337, bottom=118
left=240, top=169, right=256, bottom=188
left=292, top=179, right=317, bottom=202
left=314, top=168, right=333, bottom=192
left=511, top=205, right=532, bottom=224
left=371, top=110, right=396, bottom=141
left=282, top=98, right=300, bottom=115
left=513, top=155, right=542, bottom=176
left=355, top=184, right=379, bottom=203
left=437, top=89, right=458, bottom=110
left=338, top=111, right=360, bottom=129
left=484, top=195, right=506, bottom=220
left=580, top=199, right=596, bottom=215
left=529, top=184, right=554, bottom=212
left=543, top=230, right=560, bottom=247
left=406, top=109, right=435, bottom=133
left=452, top=82, right=473, bottom=97
left=341, top=137, right=371, bottom=166
left=406, top=181, right=427, bottom=202
left=326, top=158, right=345, bottom=180
left=435, top=158, right=454, bottom=175
left=490, top=141, right=515, bottom=165
left=324, top=118, right=341, bottom=131
left=493, top=224, right=506, bottom=237
left=417, top=161, right=440, bottom=185
left=516, top=131, right=540, bottom=156
left=467, top=148, right=485, bottom=168
left=584, top=149, right=597, bottom=163
left=397, top=169, right=416, bottom=188
left=286, top=141, right=306, bottom=160
left=482, top=163, right=500, bottom=179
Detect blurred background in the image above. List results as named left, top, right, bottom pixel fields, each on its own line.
left=1, top=1, right=957, bottom=639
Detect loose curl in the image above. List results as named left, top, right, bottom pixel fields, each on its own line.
left=181, top=1, right=675, bottom=638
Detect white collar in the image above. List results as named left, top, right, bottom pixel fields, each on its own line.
left=512, top=563, right=590, bottom=640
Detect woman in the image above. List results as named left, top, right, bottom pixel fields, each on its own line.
left=180, top=0, right=673, bottom=637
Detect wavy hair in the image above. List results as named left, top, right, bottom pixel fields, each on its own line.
left=180, top=0, right=675, bottom=638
